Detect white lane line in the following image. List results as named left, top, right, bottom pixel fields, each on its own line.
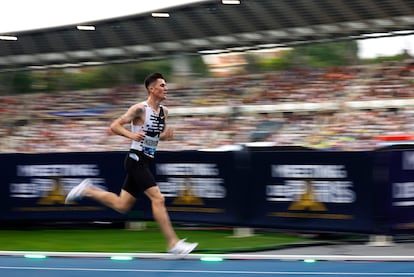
left=0, top=266, right=413, bottom=275
left=1, top=251, right=414, bottom=261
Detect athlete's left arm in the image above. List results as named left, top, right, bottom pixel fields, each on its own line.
left=160, top=106, right=174, bottom=141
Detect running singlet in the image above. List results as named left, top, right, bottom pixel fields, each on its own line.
left=130, top=101, right=165, bottom=158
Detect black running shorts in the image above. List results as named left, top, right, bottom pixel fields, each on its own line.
left=122, top=150, right=156, bottom=198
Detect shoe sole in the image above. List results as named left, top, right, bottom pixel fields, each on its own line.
left=169, top=242, right=198, bottom=257
left=65, top=179, right=90, bottom=204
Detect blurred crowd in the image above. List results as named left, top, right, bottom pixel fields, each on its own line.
left=1, top=60, right=414, bottom=153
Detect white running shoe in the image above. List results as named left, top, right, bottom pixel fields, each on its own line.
left=168, top=239, right=198, bottom=255
left=65, top=178, right=93, bottom=204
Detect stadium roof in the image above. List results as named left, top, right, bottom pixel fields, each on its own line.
left=0, top=0, right=413, bottom=72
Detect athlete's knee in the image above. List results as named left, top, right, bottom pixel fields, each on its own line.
left=111, top=189, right=135, bottom=214
left=151, top=193, right=166, bottom=207
left=115, top=206, right=130, bottom=214
left=113, top=201, right=132, bottom=214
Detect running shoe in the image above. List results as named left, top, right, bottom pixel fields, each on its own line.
left=168, top=239, right=198, bottom=255
left=65, top=178, right=92, bottom=204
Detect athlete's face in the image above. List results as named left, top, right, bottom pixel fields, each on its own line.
left=149, top=78, right=168, bottom=100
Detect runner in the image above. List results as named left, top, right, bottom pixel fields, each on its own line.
left=65, top=72, right=198, bottom=255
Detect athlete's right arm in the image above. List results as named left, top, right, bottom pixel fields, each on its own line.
left=110, top=104, right=145, bottom=141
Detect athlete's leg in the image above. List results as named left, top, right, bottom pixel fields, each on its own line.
left=144, top=186, right=179, bottom=249
left=84, top=187, right=136, bottom=214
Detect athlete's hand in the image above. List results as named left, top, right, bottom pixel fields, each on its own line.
left=131, top=132, right=145, bottom=141
left=161, top=128, right=174, bottom=140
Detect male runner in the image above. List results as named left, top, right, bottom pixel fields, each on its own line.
left=65, top=72, right=198, bottom=255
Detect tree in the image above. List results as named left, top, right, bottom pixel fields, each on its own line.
left=7, top=72, right=33, bottom=94
left=293, top=41, right=359, bottom=67
left=248, top=41, right=360, bottom=73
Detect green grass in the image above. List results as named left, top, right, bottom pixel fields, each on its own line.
left=0, top=226, right=310, bottom=254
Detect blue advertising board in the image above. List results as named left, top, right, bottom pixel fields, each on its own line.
left=0, top=150, right=247, bottom=225
left=246, top=150, right=376, bottom=233
left=384, top=150, right=414, bottom=233
left=2, top=151, right=128, bottom=221
left=1, top=148, right=414, bottom=235
left=137, top=150, right=248, bottom=225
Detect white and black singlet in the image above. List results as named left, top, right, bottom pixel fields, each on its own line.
left=123, top=101, right=166, bottom=197
left=130, top=101, right=166, bottom=158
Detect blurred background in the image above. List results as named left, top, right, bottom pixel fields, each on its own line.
left=0, top=0, right=414, bottom=153
left=0, top=1, right=414, bottom=250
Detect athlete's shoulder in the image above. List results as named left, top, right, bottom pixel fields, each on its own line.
left=126, top=102, right=146, bottom=119
left=130, top=101, right=146, bottom=110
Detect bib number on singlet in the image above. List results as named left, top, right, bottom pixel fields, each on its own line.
left=143, top=135, right=159, bottom=156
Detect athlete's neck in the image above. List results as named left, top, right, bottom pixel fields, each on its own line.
left=146, top=97, right=161, bottom=113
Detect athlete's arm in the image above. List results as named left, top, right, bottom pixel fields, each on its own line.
left=110, top=103, right=145, bottom=141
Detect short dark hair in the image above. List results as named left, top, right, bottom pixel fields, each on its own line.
left=144, top=72, right=165, bottom=89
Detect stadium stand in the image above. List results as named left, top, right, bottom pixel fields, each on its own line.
left=1, top=0, right=414, bottom=152
left=1, top=61, right=414, bottom=153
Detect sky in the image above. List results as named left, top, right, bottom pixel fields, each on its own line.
left=358, top=34, right=414, bottom=59
left=0, top=0, right=413, bottom=59
left=0, top=0, right=206, bottom=32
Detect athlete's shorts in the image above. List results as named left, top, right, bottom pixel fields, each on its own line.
left=122, top=149, right=156, bottom=198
